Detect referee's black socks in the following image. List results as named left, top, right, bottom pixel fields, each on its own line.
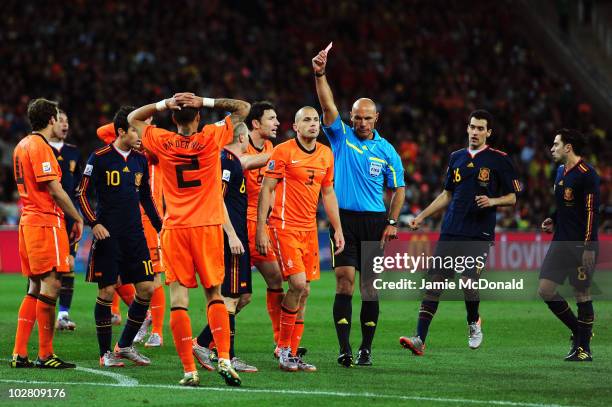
left=545, top=294, right=578, bottom=335
left=359, top=300, right=379, bottom=351
left=333, top=294, right=352, bottom=354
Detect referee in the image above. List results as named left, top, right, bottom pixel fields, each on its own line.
left=312, top=46, right=406, bottom=367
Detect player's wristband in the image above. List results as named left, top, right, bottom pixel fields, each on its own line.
left=155, top=100, right=168, bottom=111
left=201, top=97, right=215, bottom=108
left=315, top=71, right=326, bottom=77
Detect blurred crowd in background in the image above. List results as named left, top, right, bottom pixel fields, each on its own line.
left=0, top=0, right=610, bottom=231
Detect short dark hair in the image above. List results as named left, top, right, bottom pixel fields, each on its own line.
left=27, top=98, right=59, bottom=131
left=172, top=107, right=199, bottom=126
left=468, top=109, right=494, bottom=130
left=557, top=128, right=585, bottom=155
left=245, top=101, right=275, bottom=130
left=113, top=106, right=135, bottom=137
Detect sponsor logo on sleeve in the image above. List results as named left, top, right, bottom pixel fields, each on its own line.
left=42, top=162, right=52, bottom=173
left=222, top=169, right=231, bottom=182
left=268, top=160, right=275, bottom=171
left=84, top=164, right=93, bottom=176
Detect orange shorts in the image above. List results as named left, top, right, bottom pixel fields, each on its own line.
left=18, top=224, right=70, bottom=277
left=269, top=227, right=320, bottom=281
left=161, top=225, right=224, bottom=288
left=143, top=218, right=164, bottom=273
left=247, top=219, right=277, bottom=266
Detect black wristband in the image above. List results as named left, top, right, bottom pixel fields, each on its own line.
left=315, top=71, right=326, bottom=77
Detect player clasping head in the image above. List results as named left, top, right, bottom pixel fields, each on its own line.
left=467, top=110, right=493, bottom=150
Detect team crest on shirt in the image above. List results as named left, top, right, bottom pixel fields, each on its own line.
left=69, top=160, right=76, bottom=173
left=134, top=172, right=143, bottom=187
left=564, top=187, right=574, bottom=201
left=369, top=161, right=383, bottom=177
left=477, top=167, right=490, bottom=182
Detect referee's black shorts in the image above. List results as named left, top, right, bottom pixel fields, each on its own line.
left=329, top=209, right=387, bottom=271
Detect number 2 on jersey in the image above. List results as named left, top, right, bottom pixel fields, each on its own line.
left=175, top=155, right=201, bottom=188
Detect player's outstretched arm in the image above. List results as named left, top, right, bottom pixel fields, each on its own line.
left=47, top=179, right=83, bottom=243
left=255, top=177, right=278, bottom=256
left=222, top=203, right=245, bottom=255
left=410, top=190, right=452, bottom=230
left=240, top=152, right=271, bottom=171
left=313, top=48, right=339, bottom=126
left=321, top=185, right=345, bottom=255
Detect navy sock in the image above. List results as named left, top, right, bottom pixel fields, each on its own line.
left=95, top=297, right=113, bottom=357
left=545, top=294, right=578, bottom=335
left=416, top=300, right=439, bottom=343
left=59, top=275, right=75, bottom=312
left=577, top=301, right=594, bottom=352
left=333, top=294, right=352, bottom=354
left=465, top=301, right=480, bottom=325
left=229, top=312, right=236, bottom=359
left=118, top=295, right=150, bottom=348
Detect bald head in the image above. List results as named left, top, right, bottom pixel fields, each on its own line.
left=352, top=98, right=376, bottom=113
left=293, top=106, right=320, bottom=140
left=232, top=122, right=248, bottom=143
left=350, top=98, right=379, bottom=139
left=294, top=106, right=318, bottom=123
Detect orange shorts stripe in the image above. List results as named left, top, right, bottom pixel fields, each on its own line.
left=161, top=225, right=224, bottom=288
left=19, top=224, right=70, bottom=277
left=247, top=219, right=276, bottom=266
left=269, top=227, right=320, bottom=281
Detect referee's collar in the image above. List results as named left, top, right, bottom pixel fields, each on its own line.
left=353, top=128, right=383, bottom=142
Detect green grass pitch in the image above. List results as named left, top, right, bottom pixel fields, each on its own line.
left=0, top=272, right=610, bottom=406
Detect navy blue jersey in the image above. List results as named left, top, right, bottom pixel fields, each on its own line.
left=441, top=147, right=521, bottom=240
left=51, top=143, right=83, bottom=202
left=552, top=160, right=599, bottom=245
left=221, top=149, right=247, bottom=241
left=77, top=144, right=162, bottom=234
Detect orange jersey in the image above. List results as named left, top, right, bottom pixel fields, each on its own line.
left=244, top=137, right=274, bottom=221
left=96, top=122, right=165, bottom=221
left=140, top=153, right=164, bottom=221
left=265, top=138, right=334, bottom=231
left=96, top=123, right=116, bottom=144
left=13, top=134, right=64, bottom=227
left=141, top=116, right=234, bottom=228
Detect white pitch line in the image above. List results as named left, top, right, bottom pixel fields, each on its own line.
left=75, top=367, right=138, bottom=386
left=0, top=379, right=579, bottom=407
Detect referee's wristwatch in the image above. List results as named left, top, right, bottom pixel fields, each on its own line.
left=387, top=219, right=398, bottom=227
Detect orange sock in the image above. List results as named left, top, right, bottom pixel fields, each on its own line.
left=13, top=294, right=38, bottom=357
left=207, top=300, right=230, bottom=360
left=111, top=292, right=120, bottom=315
left=36, top=294, right=57, bottom=359
left=291, top=319, right=304, bottom=355
left=169, top=308, right=195, bottom=373
left=117, top=284, right=135, bottom=306
left=150, top=286, right=165, bottom=335
left=266, top=288, right=284, bottom=344
left=278, top=305, right=298, bottom=348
